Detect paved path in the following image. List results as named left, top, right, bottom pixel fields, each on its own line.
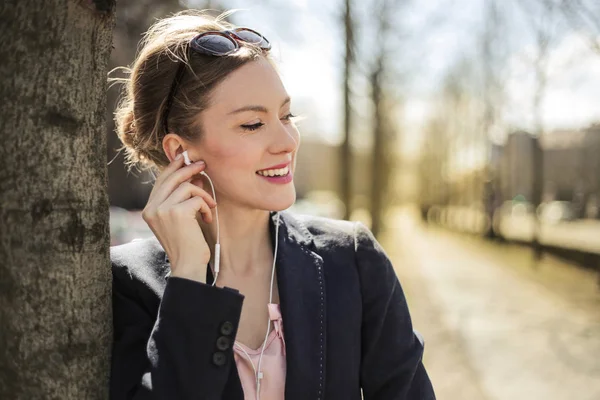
left=380, top=208, right=600, bottom=400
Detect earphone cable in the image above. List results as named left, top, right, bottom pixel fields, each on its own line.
left=182, top=152, right=281, bottom=398
left=255, top=211, right=280, bottom=399
left=200, top=171, right=220, bottom=286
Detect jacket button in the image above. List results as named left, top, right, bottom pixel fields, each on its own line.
left=212, top=352, right=226, bottom=366
left=216, top=336, right=231, bottom=351
left=220, top=321, right=234, bottom=336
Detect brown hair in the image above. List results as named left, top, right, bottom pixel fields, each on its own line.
left=111, top=9, right=277, bottom=174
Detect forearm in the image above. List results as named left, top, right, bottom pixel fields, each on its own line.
left=110, top=275, right=244, bottom=399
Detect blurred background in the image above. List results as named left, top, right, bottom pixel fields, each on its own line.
left=107, top=1, right=600, bottom=399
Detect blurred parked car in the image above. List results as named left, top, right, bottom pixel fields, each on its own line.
left=537, top=201, right=577, bottom=224
left=492, top=200, right=536, bottom=241
left=110, top=206, right=153, bottom=246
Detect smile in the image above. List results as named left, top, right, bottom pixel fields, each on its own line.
left=256, top=166, right=290, bottom=177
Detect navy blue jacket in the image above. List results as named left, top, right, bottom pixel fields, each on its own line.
left=110, top=210, right=436, bottom=399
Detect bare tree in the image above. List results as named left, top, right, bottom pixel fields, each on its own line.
left=366, top=0, right=406, bottom=236
left=0, top=1, right=115, bottom=398
left=340, top=0, right=356, bottom=220
left=480, top=0, right=509, bottom=231
left=368, top=51, right=388, bottom=236
left=541, top=0, right=600, bottom=55
left=418, top=116, right=451, bottom=218
left=514, top=0, right=560, bottom=259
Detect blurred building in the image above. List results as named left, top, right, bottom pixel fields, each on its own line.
left=581, top=124, right=600, bottom=213
left=541, top=129, right=587, bottom=202
left=495, top=125, right=600, bottom=217
left=498, top=131, right=537, bottom=202
left=420, top=123, right=600, bottom=222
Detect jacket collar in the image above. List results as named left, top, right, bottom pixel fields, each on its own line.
left=162, top=210, right=327, bottom=399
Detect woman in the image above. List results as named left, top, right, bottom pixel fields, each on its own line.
left=110, top=9, right=435, bottom=400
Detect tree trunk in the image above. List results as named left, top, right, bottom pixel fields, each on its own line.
left=370, top=57, right=385, bottom=237
left=531, top=15, right=550, bottom=262
left=341, top=0, right=355, bottom=220
left=0, top=1, right=115, bottom=398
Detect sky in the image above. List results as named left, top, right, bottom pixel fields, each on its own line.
left=192, top=0, right=600, bottom=156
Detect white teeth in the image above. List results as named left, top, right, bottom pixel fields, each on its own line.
left=257, top=166, right=289, bottom=177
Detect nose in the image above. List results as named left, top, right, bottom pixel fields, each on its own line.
left=270, top=120, right=299, bottom=154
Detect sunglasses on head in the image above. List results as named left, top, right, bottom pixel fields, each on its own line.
left=163, top=28, right=271, bottom=134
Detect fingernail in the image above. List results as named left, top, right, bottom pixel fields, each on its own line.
left=195, top=160, right=205, bottom=165
left=175, top=154, right=182, bottom=160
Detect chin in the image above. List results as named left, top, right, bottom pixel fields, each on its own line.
left=263, top=188, right=296, bottom=212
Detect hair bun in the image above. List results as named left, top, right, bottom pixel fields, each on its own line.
left=115, top=104, right=150, bottom=170
left=117, top=107, right=137, bottom=147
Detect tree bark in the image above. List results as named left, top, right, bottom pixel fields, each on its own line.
left=0, top=1, right=115, bottom=398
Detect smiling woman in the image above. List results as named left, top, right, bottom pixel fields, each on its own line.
left=109, top=8, right=435, bottom=400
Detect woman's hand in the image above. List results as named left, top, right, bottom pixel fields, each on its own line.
left=141, top=154, right=217, bottom=283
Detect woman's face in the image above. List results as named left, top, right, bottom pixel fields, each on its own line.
left=193, top=56, right=300, bottom=212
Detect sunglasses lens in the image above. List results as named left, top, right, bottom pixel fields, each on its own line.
left=235, top=29, right=271, bottom=49
left=191, top=34, right=237, bottom=54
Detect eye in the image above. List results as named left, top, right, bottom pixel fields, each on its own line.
left=241, top=122, right=264, bottom=132
left=283, top=112, right=296, bottom=121
left=241, top=113, right=296, bottom=132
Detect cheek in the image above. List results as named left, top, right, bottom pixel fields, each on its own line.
left=203, top=137, right=257, bottom=173
left=206, top=143, right=239, bottom=159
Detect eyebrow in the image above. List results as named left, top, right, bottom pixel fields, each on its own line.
left=227, top=96, right=291, bottom=115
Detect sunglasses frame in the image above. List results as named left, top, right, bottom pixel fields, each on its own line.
left=190, top=28, right=272, bottom=56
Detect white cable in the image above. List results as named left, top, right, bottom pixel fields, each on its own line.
left=234, top=342, right=258, bottom=376
left=200, top=171, right=220, bottom=286
left=182, top=151, right=220, bottom=286
left=230, top=212, right=280, bottom=400
left=255, top=211, right=280, bottom=400
left=181, top=151, right=281, bottom=399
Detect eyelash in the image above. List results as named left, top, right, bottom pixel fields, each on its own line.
left=241, top=113, right=296, bottom=132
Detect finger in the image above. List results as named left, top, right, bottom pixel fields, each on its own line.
left=162, top=182, right=217, bottom=209
left=150, top=161, right=207, bottom=206
left=164, top=160, right=207, bottom=189
left=176, top=196, right=214, bottom=224
left=154, top=153, right=186, bottom=187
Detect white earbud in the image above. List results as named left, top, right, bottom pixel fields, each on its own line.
left=181, top=150, right=220, bottom=284
left=182, top=150, right=192, bottom=166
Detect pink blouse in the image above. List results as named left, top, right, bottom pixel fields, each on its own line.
left=233, top=303, right=287, bottom=400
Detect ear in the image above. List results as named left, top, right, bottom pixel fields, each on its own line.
left=163, top=133, right=187, bottom=162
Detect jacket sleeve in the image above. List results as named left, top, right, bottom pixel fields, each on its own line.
left=354, top=222, right=436, bottom=400
left=109, top=264, right=245, bottom=400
